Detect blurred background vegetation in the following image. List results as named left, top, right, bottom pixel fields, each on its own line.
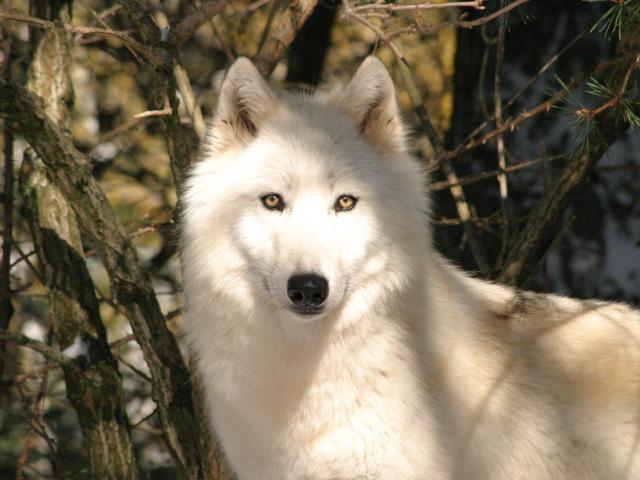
left=0, top=0, right=639, bottom=478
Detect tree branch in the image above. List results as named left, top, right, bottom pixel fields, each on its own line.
left=117, top=0, right=197, bottom=193
left=498, top=28, right=640, bottom=286
left=457, top=0, right=529, bottom=29
left=351, top=0, right=484, bottom=13
left=0, top=10, right=168, bottom=67
left=168, top=0, right=231, bottom=48
left=494, top=0, right=509, bottom=270
left=253, top=0, right=319, bottom=77
left=0, top=18, right=14, bottom=380
left=0, top=330, right=68, bottom=364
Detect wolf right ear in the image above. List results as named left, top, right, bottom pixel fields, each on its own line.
left=209, top=58, right=276, bottom=150
left=339, top=56, right=406, bottom=154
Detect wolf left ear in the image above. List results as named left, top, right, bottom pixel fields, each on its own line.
left=209, top=57, right=276, bottom=151
left=339, top=57, right=406, bottom=154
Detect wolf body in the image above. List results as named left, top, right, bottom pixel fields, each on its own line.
left=181, top=57, right=640, bottom=479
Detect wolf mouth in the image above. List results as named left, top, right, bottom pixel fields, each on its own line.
left=289, top=306, right=325, bottom=316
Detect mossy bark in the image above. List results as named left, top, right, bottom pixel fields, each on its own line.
left=21, top=159, right=138, bottom=479
left=18, top=2, right=138, bottom=477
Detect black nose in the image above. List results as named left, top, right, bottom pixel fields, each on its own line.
left=287, top=274, right=329, bottom=310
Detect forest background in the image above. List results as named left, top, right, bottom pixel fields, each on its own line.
left=0, top=0, right=639, bottom=478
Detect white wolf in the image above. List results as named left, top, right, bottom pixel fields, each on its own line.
left=181, top=56, right=640, bottom=479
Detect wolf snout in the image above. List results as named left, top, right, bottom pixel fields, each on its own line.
left=287, top=274, right=329, bottom=313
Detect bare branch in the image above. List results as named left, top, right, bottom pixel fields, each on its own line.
left=0, top=10, right=168, bottom=67
left=0, top=330, right=68, bottom=364
left=457, top=0, right=529, bottom=28
left=352, top=0, right=484, bottom=13
left=151, top=8, right=207, bottom=139
left=430, top=154, right=565, bottom=191
left=440, top=86, right=571, bottom=165
left=494, top=0, right=509, bottom=270
left=133, top=107, right=172, bottom=118
left=174, top=63, right=206, bottom=139
left=357, top=0, right=530, bottom=37
left=443, top=30, right=588, bottom=164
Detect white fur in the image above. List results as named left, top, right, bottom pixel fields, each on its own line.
left=181, top=57, right=640, bottom=479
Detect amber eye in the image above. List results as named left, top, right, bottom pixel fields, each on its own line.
left=335, top=194, right=358, bottom=212
left=261, top=193, right=284, bottom=211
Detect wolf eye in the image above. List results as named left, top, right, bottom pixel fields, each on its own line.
left=335, top=194, right=358, bottom=212
left=261, top=193, right=284, bottom=211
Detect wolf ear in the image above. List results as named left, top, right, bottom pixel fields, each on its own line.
left=339, top=57, right=406, bottom=154
left=210, top=57, right=276, bottom=150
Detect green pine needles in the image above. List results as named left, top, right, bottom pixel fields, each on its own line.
left=589, top=0, right=640, bottom=40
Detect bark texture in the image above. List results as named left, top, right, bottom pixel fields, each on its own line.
left=0, top=79, right=208, bottom=479
left=21, top=159, right=138, bottom=479
left=17, top=2, right=138, bottom=477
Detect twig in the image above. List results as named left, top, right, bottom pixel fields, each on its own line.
left=14, top=362, right=58, bottom=383
left=494, top=0, right=509, bottom=271
left=151, top=7, right=207, bottom=139
left=0, top=330, right=68, bottom=364
left=110, top=308, right=182, bottom=350
left=16, top=370, right=49, bottom=480
left=91, top=116, right=146, bottom=148
left=12, top=239, right=43, bottom=283
left=9, top=250, right=35, bottom=269
left=118, top=0, right=196, bottom=194
left=430, top=154, right=565, bottom=191
left=574, top=53, right=639, bottom=119
left=247, top=0, right=273, bottom=12
left=256, top=0, right=281, bottom=55
left=457, top=0, right=529, bottom=28
left=445, top=29, right=587, bottom=163
left=116, top=353, right=152, bottom=382
left=133, top=107, right=172, bottom=119
left=0, top=10, right=167, bottom=66
left=380, top=0, right=530, bottom=37
left=74, top=0, right=118, bottom=41
left=174, top=64, right=206, bottom=138
left=441, top=50, right=633, bottom=167
left=352, top=0, right=485, bottom=13
left=440, top=86, right=571, bottom=165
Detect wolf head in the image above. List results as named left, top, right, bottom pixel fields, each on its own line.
left=183, top=57, right=429, bottom=325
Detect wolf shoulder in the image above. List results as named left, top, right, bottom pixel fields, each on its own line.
left=450, top=261, right=640, bottom=405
